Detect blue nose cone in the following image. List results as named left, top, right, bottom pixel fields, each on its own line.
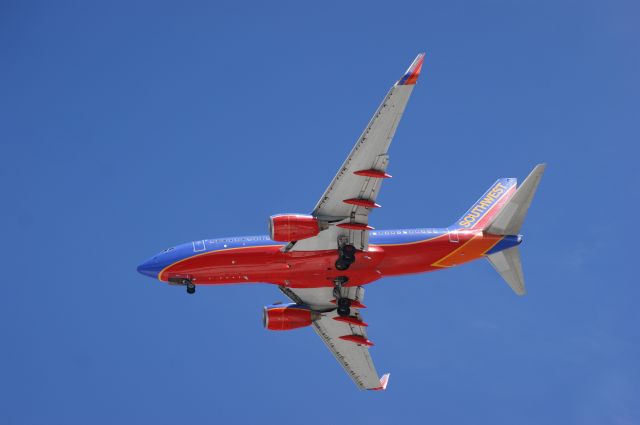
left=137, top=256, right=161, bottom=279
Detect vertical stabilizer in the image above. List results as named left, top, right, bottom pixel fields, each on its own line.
left=485, top=164, right=546, bottom=235
left=486, top=247, right=526, bottom=295
left=484, top=164, right=545, bottom=296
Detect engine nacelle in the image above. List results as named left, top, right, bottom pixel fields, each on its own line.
left=269, top=214, right=320, bottom=242
left=263, top=303, right=314, bottom=331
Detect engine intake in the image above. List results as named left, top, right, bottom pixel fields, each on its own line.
left=269, top=214, right=320, bottom=242
left=263, top=303, right=314, bottom=331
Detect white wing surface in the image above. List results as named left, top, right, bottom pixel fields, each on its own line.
left=279, top=286, right=389, bottom=391
left=292, top=53, right=425, bottom=252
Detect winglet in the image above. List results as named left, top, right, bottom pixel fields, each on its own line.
left=397, top=53, right=425, bottom=86
left=370, top=373, right=391, bottom=391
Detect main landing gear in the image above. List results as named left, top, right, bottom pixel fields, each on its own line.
left=335, top=244, right=356, bottom=271
left=333, top=276, right=352, bottom=317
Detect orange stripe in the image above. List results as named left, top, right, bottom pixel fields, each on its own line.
left=431, top=234, right=502, bottom=267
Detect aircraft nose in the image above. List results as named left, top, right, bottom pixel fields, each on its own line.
left=137, top=256, right=160, bottom=278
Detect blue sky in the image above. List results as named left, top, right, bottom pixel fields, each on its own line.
left=1, top=1, right=638, bottom=423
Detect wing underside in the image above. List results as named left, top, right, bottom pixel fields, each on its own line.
left=291, top=53, right=425, bottom=252
left=272, top=54, right=426, bottom=390
left=279, top=286, right=388, bottom=390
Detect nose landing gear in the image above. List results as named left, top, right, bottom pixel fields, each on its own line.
left=168, top=277, right=196, bottom=294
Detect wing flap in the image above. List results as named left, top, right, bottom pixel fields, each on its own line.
left=312, top=310, right=382, bottom=390
left=279, top=286, right=388, bottom=390
left=292, top=53, right=425, bottom=252
left=312, top=85, right=413, bottom=220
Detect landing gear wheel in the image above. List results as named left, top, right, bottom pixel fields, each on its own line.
left=337, top=298, right=352, bottom=308
left=336, top=243, right=356, bottom=270
left=335, top=259, right=349, bottom=270
left=342, top=244, right=356, bottom=262
left=337, top=306, right=351, bottom=317
left=186, top=282, right=196, bottom=294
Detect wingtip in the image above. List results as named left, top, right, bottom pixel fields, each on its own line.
left=370, top=373, right=391, bottom=391
left=397, top=52, right=425, bottom=86
left=380, top=373, right=391, bottom=390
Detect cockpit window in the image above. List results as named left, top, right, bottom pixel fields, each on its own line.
left=160, top=247, right=175, bottom=253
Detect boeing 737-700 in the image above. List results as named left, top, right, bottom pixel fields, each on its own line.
left=137, top=53, right=545, bottom=390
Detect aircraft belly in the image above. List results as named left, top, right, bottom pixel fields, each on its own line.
left=162, top=245, right=387, bottom=288
left=374, top=234, right=461, bottom=275
left=160, top=246, right=286, bottom=284
left=160, top=232, right=503, bottom=285
left=279, top=246, right=384, bottom=288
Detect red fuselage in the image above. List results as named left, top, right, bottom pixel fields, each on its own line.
left=139, top=228, right=512, bottom=289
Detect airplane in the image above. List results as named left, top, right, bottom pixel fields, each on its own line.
left=137, top=52, right=545, bottom=391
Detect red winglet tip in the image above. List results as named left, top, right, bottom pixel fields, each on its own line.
left=370, top=373, right=391, bottom=391
left=397, top=52, right=425, bottom=86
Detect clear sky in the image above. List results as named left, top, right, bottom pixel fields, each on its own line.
left=1, top=1, right=638, bottom=424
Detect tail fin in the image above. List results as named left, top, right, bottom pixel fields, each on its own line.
left=485, top=164, right=546, bottom=235
left=485, top=164, right=546, bottom=296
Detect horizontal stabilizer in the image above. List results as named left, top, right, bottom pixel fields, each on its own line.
left=486, top=247, right=526, bottom=295
left=485, top=164, right=545, bottom=235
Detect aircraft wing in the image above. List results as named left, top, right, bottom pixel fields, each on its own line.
left=279, top=286, right=390, bottom=391
left=291, top=53, right=425, bottom=252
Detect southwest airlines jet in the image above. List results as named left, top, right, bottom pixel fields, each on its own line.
left=137, top=53, right=545, bottom=390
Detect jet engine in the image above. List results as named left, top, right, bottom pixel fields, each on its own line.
left=263, top=303, right=315, bottom=331
left=269, top=214, right=320, bottom=242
